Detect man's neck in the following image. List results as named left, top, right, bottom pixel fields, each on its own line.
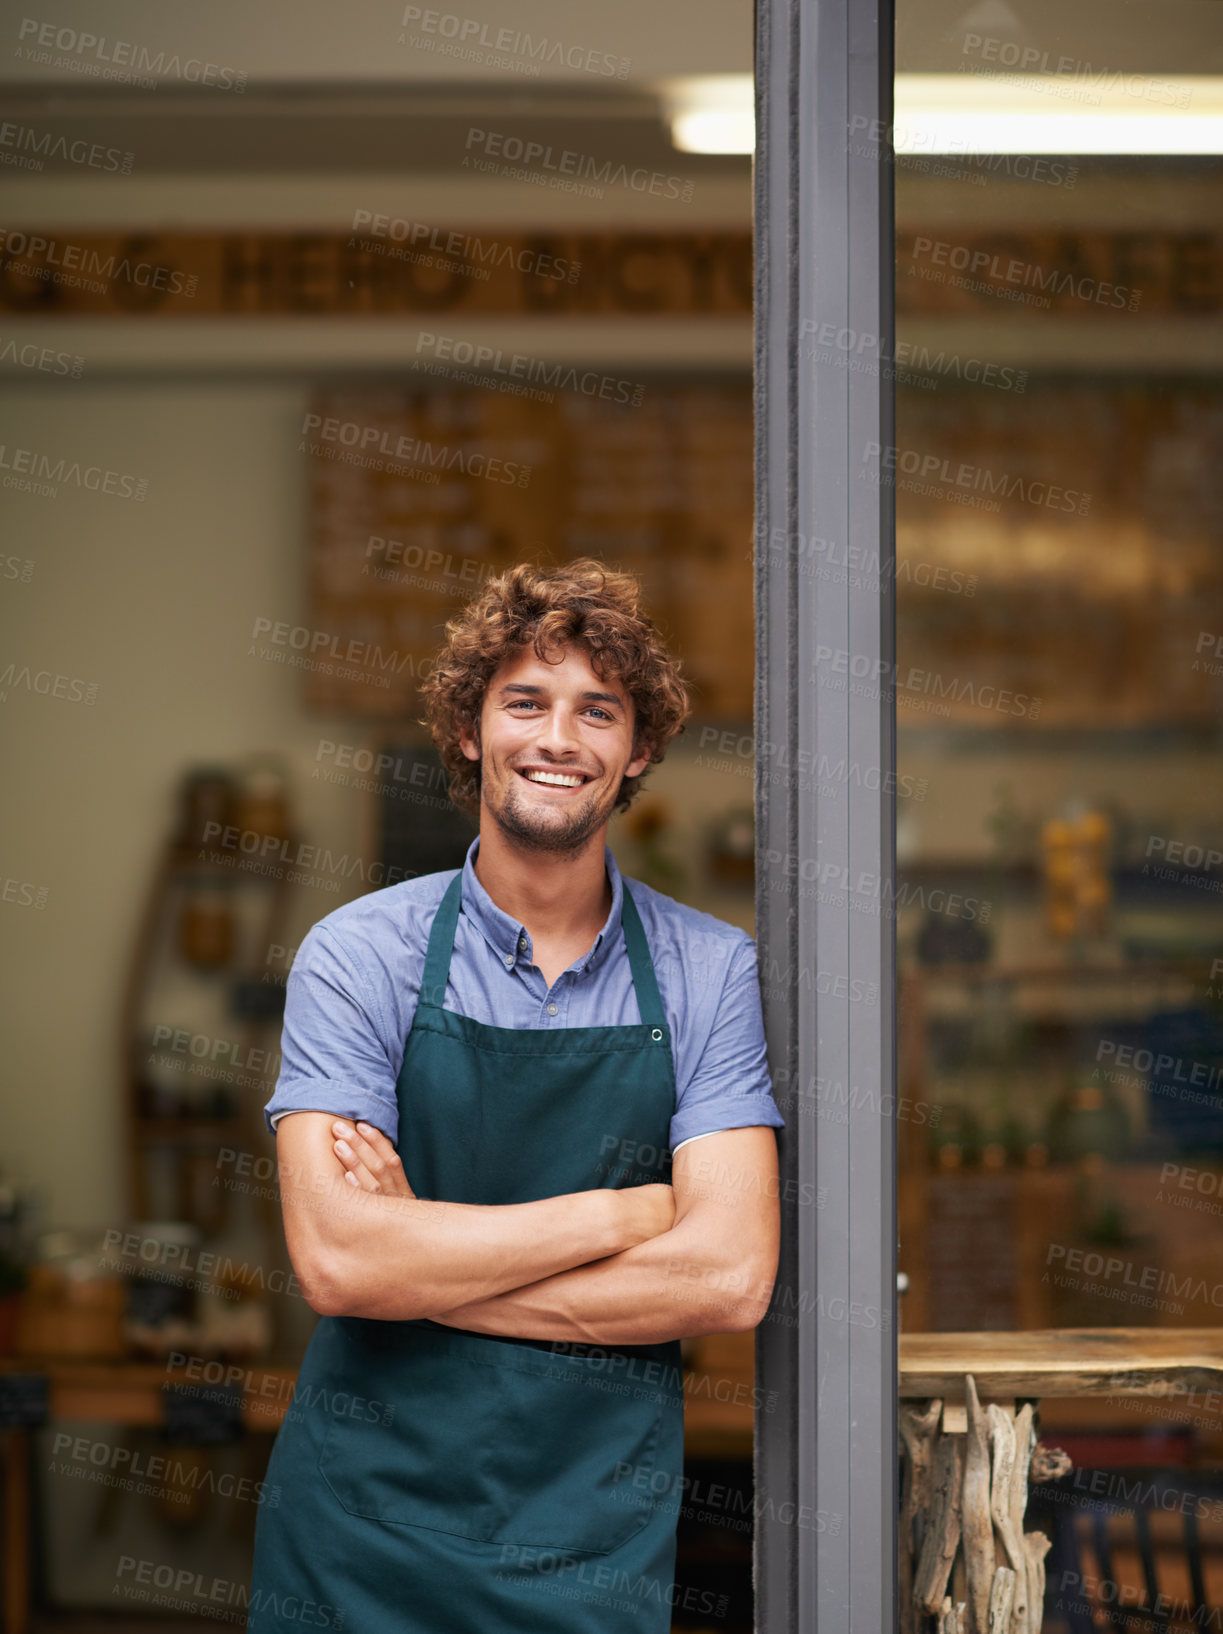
left=472, top=824, right=613, bottom=941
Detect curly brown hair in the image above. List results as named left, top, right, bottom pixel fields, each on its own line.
left=418, top=559, right=692, bottom=820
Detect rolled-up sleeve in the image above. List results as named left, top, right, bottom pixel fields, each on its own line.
left=669, top=934, right=785, bottom=1152
left=263, top=924, right=401, bottom=1142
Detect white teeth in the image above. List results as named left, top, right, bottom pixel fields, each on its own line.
left=522, top=769, right=586, bottom=787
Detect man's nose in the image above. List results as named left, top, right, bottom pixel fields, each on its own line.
left=535, top=708, right=583, bottom=754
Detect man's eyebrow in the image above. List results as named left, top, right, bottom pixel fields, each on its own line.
left=497, top=683, right=626, bottom=708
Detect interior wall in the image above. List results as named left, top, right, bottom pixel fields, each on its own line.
left=0, top=378, right=373, bottom=1230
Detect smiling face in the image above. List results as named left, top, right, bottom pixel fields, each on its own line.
left=458, top=643, right=651, bottom=857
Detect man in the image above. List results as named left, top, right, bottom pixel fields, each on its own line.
left=250, top=559, right=783, bottom=1633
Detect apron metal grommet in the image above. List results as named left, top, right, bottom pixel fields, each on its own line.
left=651, top=1027, right=663, bottom=1041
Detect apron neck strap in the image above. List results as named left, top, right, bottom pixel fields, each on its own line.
left=619, top=882, right=666, bottom=1030
left=421, top=871, right=464, bottom=1004
left=419, top=867, right=666, bottom=1031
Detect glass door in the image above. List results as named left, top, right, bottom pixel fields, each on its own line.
left=893, top=10, right=1223, bottom=1630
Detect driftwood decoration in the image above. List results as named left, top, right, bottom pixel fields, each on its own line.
left=1022, top=1528, right=1052, bottom=1633
left=939, top=1596, right=967, bottom=1633
left=962, top=1376, right=995, bottom=1633
left=900, top=1379, right=1071, bottom=1634
left=916, top=1432, right=967, bottom=1614
left=1008, top=1406, right=1035, bottom=1545
left=1030, top=1442, right=1072, bottom=1484
left=900, top=1402, right=944, bottom=1634
left=987, top=1566, right=1015, bottom=1633
left=987, top=1403, right=1027, bottom=1631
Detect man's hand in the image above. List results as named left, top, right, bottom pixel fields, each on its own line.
left=625, top=1182, right=676, bottom=1242
left=330, top=1120, right=415, bottom=1198
left=328, top=1118, right=675, bottom=1244
left=326, top=1118, right=674, bottom=1243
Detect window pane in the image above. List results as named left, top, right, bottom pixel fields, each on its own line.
left=894, top=12, right=1223, bottom=1630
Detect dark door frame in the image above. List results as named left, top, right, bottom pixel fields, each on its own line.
left=753, top=0, right=899, bottom=1628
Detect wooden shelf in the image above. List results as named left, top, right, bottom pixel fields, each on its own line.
left=898, top=1327, right=1223, bottom=1401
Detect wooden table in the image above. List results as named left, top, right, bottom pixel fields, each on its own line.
left=899, top=1326, right=1223, bottom=1403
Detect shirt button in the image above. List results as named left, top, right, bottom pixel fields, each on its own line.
left=504, top=954, right=515, bottom=967
left=518, top=935, right=527, bottom=952
left=547, top=1003, right=558, bottom=1016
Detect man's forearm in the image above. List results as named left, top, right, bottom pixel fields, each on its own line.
left=290, top=1179, right=659, bottom=1321
left=277, top=1110, right=674, bottom=1320
left=429, top=1214, right=775, bottom=1343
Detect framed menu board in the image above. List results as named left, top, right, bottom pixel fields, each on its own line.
left=894, top=377, right=1223, bottom=730
left=303, top=379, right=756, bottom=719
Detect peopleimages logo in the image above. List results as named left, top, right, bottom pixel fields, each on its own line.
left=0, top=120, right=135, bottom=173
left=350, top=210, right=580, bottom=284
left=0, top=443, right=149, bottom=500
left=0, top=229, right=198, bottom=298
left=413, top=332, right=645, bottom=407
left=462, top=128, right=694, bottom=204
left=299, top=412, right=532, bottom=487
left=15, top=18, right=248, bottom=90
left=0, top=662, right=98, bottom=705
left=0, top=332, right=84, bottom=376
left=754, top=524, right=979, bottom=595
left=399, top=8, right=630, bottom=79
left=866, top=442, right=1092, bottom=515
left=801, top=317, right=1027, bottom=393
left=50, top=1439, right=276, bottom=1507
left=1045, top=1242, right=1223, bottom=1312
left=760, top=848, right=990, bottom=925
left=958, top=34, right=1192, bottom=108
left=843, top=115, right=1077, bottom=189
left=907, top=235, right=1141, bottom=312
left=694, top=725, right=928, bottom=799
left=814, top=645, right=1042, bottom=721
left=114, top=1557, right=342, bottom=1627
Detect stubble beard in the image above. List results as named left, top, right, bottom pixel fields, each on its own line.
left=486, top=763, right=615, bottom=859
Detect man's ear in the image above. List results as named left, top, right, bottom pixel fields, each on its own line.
left=625, top=737, right=653, bottom=781
left=458, top=721, right=481, bottom=763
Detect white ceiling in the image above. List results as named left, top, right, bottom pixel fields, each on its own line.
left=2, top=0, right=752, bottom=86
left=3, top=0, right=1219, bottom=91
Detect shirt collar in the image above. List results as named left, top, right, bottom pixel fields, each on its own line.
left=460, top=835, right=624, bottom=977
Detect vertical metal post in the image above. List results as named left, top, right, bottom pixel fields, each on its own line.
left=753, top=0, right=897, bottom=1629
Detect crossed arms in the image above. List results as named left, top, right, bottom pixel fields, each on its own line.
left=276, top=1112, right=780, bottom=1345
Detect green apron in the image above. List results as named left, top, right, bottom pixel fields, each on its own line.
left=250, top=871, right=685, bottom=1633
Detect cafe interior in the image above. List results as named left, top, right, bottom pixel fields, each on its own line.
left=0, top=0, right=1221, bottom=1628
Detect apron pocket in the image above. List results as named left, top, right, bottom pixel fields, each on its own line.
left=317, top=1323, right=674, bottom=1555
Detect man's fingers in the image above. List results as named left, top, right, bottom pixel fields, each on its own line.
left=332, top=1128, right=382, bottom=1191
left=330, top=1119, right=414, bottom=1197
left=353, top=1121, right=415, bottom=1196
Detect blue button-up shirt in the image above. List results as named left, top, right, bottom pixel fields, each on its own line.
left=265, top=835, right=784, bottom=1153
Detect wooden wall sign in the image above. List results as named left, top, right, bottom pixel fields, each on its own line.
left=0, top=228, right=1217, bottom=318
left=0, top=230, right=753, bottom=317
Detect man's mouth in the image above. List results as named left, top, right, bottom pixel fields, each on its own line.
left=516, top=767, right=592, bottom=789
